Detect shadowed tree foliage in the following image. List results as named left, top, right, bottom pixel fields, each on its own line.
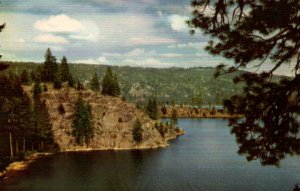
left=72, top=97, right=93, bottom=146
left=90, top=72, right=100, bottom=91
left=60, top=56, right=70, bottom=82
left=0, top=23, right=8, bottom=71
left=189, top=0, right=300, bottom=166
left=171, top=109, right=178, bottom=127
left=101, top=66, right=120, bottom=96
left=35, top=100, right=54, bottom=150
left=146, top=98, right=158, bottom=120
left=20, top=69, right=29, bottom=83
left=42, top=48, right=58, bottom=82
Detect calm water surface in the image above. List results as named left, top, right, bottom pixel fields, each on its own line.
left=1, top=119, right=299, bottom=191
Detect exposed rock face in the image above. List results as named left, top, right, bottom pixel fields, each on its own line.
left=38, top=86, right=183, bottom=151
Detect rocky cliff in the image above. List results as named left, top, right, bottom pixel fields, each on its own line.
left=27, top=85, right=183, bottom=151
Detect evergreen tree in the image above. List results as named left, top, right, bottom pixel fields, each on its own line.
left=72, top=97, right=93, bottom=146
left=132, top=119, right=143, bottom=143
left=60, top=56, right=70, bottom=82
left=90, top=72, right=100, bottom=91
left=35, top=100, right=53, bottom=151
left=20, top=69, right=29, bottom=83
left=170, top=109, right=178, bottom=127
left=33, top=82, right=42, bottom=100
left=68, top=74, right=74, bottom=88
left=43, top=48, right=58, bottom=82
left=112, top=74, right=121, bottom=96
left=0, top=75, right=30, bottom=157
left=189, top=0, right=300, bottom=165
left=0, top=23, right=8, bottom=71
left=101, top=66, right=120, bottom=96
left=146, top=98, right=158, bottom=120
left=53, top=74, right=61, bottom=90
left=101, top=67, right=113, bottom=95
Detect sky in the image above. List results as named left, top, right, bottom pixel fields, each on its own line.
left=0, top=0, right=295, bottom=75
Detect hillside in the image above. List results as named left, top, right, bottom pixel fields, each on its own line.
left=23, top=84, right=183, bottom=151
left=2, top=61, right=244, bottom=104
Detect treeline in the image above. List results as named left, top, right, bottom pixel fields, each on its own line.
left=17, top=48, right=120, bottom=96
left=0, top=61, right=248, bottom=105
left=0, top=73, right=56, bottom=171
left=0, top=48, right=121, bottom=171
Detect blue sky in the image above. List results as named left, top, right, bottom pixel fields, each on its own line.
left=0, top=0, right=295, bottom=75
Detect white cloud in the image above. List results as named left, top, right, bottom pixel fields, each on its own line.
left=168, top=42, right=207, bottom=50
left=127, top=36, right=177, bottom=45
left=168, top=15, right=189, bottom=31
left=102, top=48, right=185, bottom=59
left=74, top=59, right=98, bottom=65
left=74, top=56, right=108, bottom=65
left=125, top=48, right=146, bottom=57
left=69, top=21, right=104, bottom=42
left=34, top=14, right=102, bottom=42
left=97, top=56, right=108, bottom=64
left=34, top=14, right=84, bottom=33
left=123, top=58, right=174, bottom=68
left=34, top=34, right=69, bottom=44
left=159, top=53, right=183, bottom=58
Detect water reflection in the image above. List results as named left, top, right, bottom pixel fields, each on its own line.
left=1, top=119, right=299, bottom=191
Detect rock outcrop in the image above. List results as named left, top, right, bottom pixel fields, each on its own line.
left=32, top=85, right=183, bottom=151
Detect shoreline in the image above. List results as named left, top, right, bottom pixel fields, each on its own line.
left=0, top=152, right=53, bottom=180
left=63, top=131, right=184, bottom=152
left=0, top=131, right=184, bottom=180
left=160, top=115, right=241, bottom=119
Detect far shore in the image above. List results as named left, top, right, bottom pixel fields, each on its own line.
left=159, top=105, right=242, bottom=119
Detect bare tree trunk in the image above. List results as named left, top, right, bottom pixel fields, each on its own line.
left=9, top=132, right=14, bottom=158
left=23, top=137, right=26, bottom=153
left=31, top=142, right=33, bottom=151
left=41, top=141, right=44, bottom=151
left=16, top=140, right=19, bottom=154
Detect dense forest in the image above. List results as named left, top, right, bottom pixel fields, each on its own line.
left=0, top=61, right=249, bottom=105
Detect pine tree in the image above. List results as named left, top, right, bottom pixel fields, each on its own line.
left=72, top=97, right=93, bottom=146
left=0, top=23, right=8, bottom=71
left=60, top=56, right=70, bottom=82
left=189, top=0, right=300, bottom=165
left=53, top=74, right=61, bottom=90
left=68, top=74, right=74, bottom=88
left=43, top=48, right=58, bottom=82
left=112, top=74, right=121, bottom=96
left=90, top=72, right=100, bottom=91
left=101, top=67, right=113, bottom=95
left=33, top=82, right=42, bottom=100
left=170, top=109, right=178, bottom=127
left=20, top=70, right=29, bottom=84
left=101, top=66, right=120, bottom=96
left=0, top=75, right=30, bottom=157
left=146, top=98, right=158, bottom=120
left=36, top=100, right=53, bottom=151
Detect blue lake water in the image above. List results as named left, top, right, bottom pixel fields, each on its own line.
left=1, top=119, right=299, bottom=191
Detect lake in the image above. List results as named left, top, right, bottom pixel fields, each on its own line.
left=1, top=119, right=299, bottom=191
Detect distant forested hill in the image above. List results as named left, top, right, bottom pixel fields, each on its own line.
left=1, top=61, right=245, bottom=104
